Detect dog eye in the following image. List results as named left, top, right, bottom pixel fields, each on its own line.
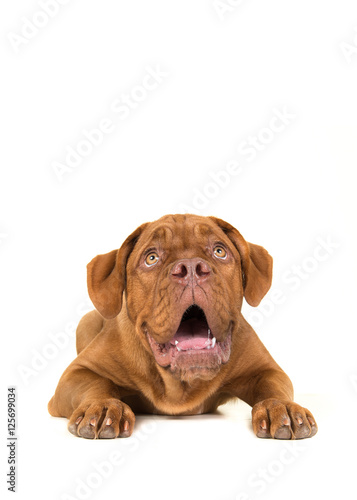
left=145, top=252, right=159, bottom=267
left=213, top=246, right=227, bottom=259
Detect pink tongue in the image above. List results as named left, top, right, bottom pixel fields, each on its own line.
left=170, top=318, right=211, bottom=351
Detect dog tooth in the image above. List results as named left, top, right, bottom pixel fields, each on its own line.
left=177, top=346, right=181, bottom=351
left=208, top=328, right=211, bottom=338
left=211, top=337, right=216, bottom=348
left=175, top=340, right=178, bottom=345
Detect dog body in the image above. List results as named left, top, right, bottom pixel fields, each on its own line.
left=48, top=214, right=317, bottom=439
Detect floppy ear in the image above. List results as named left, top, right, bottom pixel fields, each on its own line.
left=209, top=216, right=273, bottom=307
left=87, top=223, right=148, bottom=319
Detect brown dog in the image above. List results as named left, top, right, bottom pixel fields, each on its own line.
left=48, top=214, right=317, bottom=440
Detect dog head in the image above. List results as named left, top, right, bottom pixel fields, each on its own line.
left=87, top=214, right=272, bottom=383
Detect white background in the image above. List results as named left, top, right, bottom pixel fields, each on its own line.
left=1, top=1, right=357, bottom=499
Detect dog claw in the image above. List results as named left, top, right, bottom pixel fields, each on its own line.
left=106, top=418, right=112, bottom=426
left=90, top=418, right=96, bottom=426
left=253, top=399, right=318, bottom=440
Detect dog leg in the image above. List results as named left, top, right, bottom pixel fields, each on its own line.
left=48, top=366, right=135, bottom=439
left=234, top=368, right=318, bottom=439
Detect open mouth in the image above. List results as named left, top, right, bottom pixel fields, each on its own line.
left=169, top=305, right=217, bottom=351
left=146, top=305, right=232, bottom=373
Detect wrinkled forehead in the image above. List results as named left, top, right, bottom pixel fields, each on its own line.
left=134, top=215, right=231, bottom=254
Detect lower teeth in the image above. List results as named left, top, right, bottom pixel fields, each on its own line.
left=175, top=337, right=216, bottom=351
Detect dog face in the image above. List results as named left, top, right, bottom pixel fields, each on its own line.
left=87, top=214, right=272, bottom=383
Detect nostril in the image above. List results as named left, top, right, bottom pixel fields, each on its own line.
left=196, top=262, right=210, bottom=278
left=172, top=264, right=188, bottom=279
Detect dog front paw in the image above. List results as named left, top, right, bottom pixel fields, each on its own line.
left=252, top=398, right=318, bottom=440
left=68, top=398, right=135, bottom=439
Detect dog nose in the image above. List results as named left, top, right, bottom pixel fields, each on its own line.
left=170, top=258, right=211, bottom=284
